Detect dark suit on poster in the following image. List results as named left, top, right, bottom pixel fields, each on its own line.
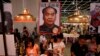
left=40, top=24, right=59, bottom=33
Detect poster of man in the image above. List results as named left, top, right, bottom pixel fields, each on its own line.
left=90, top=3, right=100, bottom=34
left=38, top=2, right=60, bottom=34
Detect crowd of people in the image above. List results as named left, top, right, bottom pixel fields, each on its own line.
left=13, top=26, right=65, bottom=56
left=13, top=26, right=100, bottom=56
left=71, top=34, right=100, bottom=56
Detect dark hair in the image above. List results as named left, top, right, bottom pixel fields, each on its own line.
left=57, top=33, right=63, bottom=39
left=79, top=35, right=87, bottom=40
left=23, top=26, right=27, bottom=29
left=25, top=37, right=34, bottom=48
left=42, top=6, right=57, bottom=14
left=15, top=28, right=18, bottom=32
left=52, top=35, right=57, bottom=42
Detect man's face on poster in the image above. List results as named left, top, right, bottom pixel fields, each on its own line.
left=43, top=7, right=56, bottom=26
left=95, top=5, right=100, bottom=12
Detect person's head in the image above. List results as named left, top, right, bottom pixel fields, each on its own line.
left=15, top=28, right=18, bottom=32
left=23, top=26, right=27, bottom=29
left=78, top=35, right=87, bottom=45
left=57, top=33, right=63, bottom=42
left=23, top=26, right=27, bottom=31
left=50, top=37, right=54, bottom=42
left=26, top=38, right=34, bottom=48
left=57, top=37, right=62, bottom=43
left=52, top=35, right=57, bottom=43
left=42, top=39, right=47, bottom=44
left=88, top=44, right=97, bottom=52
left=27, top=41, right=33, bottom=48
left=43, top=50, right=49, bottom=56
left=91, top=36, right=96, bottom=41
left=42, top=6, right=57, bottom=26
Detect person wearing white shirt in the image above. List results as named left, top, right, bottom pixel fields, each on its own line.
left=39, top=34, right=47, bottom=43
left=54, top=37, right=65, bottom=56
left=48, top=35, right=65, bottom=56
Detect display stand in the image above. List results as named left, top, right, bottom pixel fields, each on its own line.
left=0, top=35, right=5, bottom=56
left=0, top=34, right=16, bottom=55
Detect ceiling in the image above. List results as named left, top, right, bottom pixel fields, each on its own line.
left=42, top=0, right=100, bottom=17
left=3, top=0, right=100, bottom=17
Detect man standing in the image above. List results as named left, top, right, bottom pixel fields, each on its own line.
left=71, top=35, right=88, bottom=56
left=39, top=6, right=59, bottom=33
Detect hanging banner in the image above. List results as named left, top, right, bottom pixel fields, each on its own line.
left=38, top=2, right=60, bottom=34
left=4, top=3, right=13, bottom=33
left=89, top=3, right=100, bottom=34
left=0, top=3, right=13, bottom=33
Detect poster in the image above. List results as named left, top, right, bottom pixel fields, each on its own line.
left=38, top=2, right=60, bottom=34
left=89, top=3, right=100, bottom=34
left=0, top=3, right=13, bottom=33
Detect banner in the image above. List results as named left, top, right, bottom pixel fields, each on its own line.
left=0, top=3, right=13, bottom=33
left=89, top=3, right=100, bottom=34
left=38, top=2, right=60, bottom=34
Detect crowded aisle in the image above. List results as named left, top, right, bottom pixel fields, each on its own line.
left=0, top=0, right=100, bottom=56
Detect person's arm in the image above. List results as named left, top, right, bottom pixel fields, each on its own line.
left=61, top=42, right=65, bottom=54
left=35, top=44, right=40, bottom=56
left=26, top=48, right=30, bottom=56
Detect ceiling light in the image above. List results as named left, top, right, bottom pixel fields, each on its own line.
left=14, top=0, right=35, bottom=22
left=14, top=9, right=35, bottom=22
left=67, top=0, right=89, bottom=23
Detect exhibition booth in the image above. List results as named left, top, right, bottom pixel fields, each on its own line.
left=0, top=0, right=100, bottom=56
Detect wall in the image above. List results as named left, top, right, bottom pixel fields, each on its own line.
left=11, top=0, right=39, bottom=33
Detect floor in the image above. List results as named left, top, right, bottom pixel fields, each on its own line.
left=64, top=43, right=71, bottom=56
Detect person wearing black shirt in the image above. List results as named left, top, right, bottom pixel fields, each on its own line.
left=14, top=28, right=20, bottom=43
left=71, top=35, right=88, bottom=56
